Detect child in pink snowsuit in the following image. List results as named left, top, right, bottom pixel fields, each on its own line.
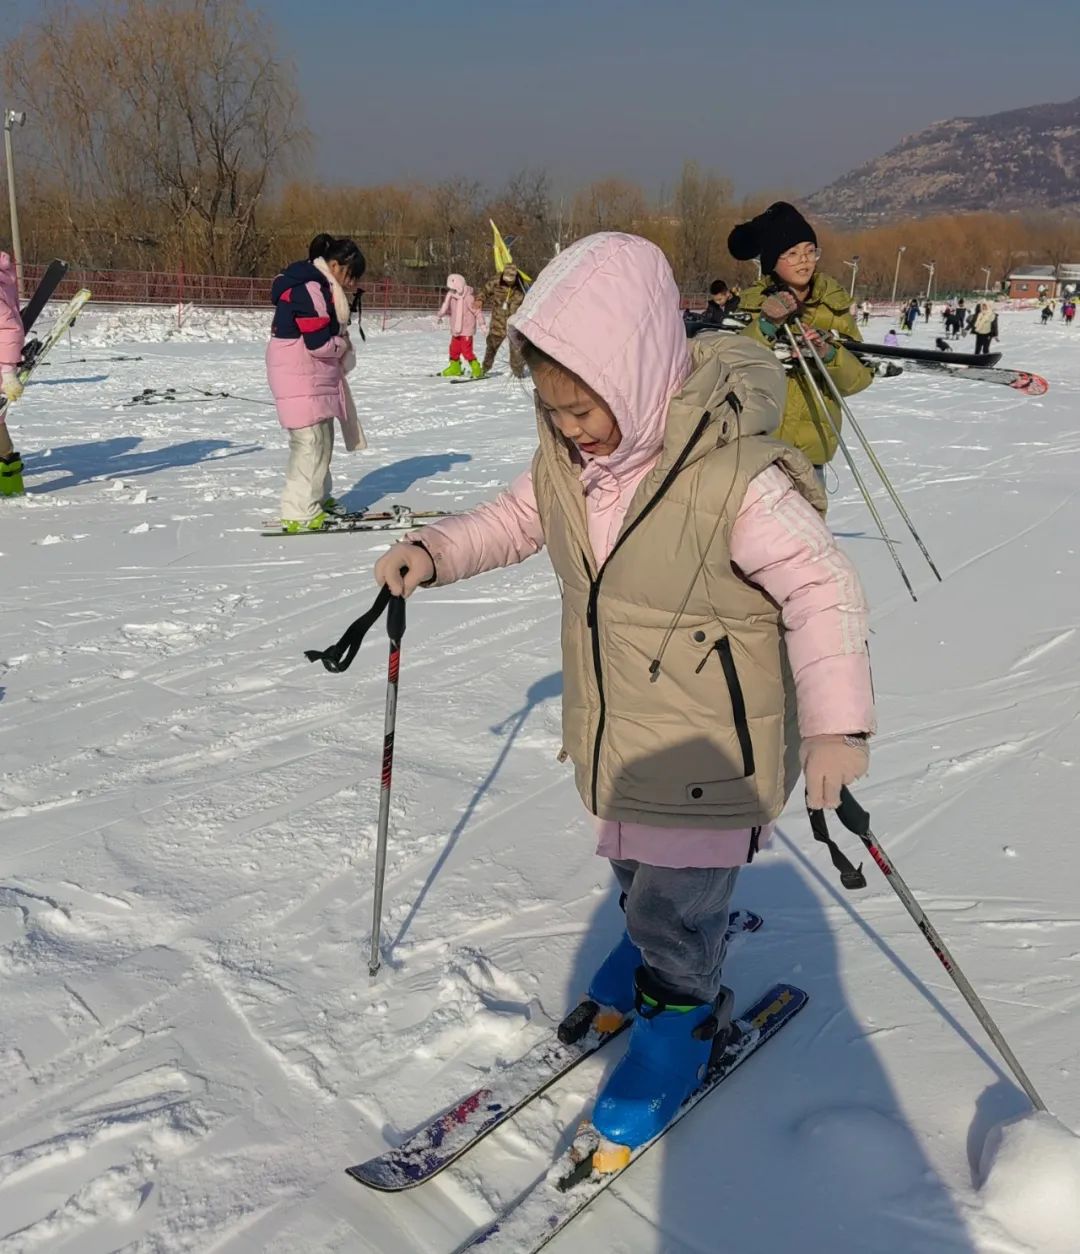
left=375, top=232, right=874, bottom=1161
left=437, top=274, right=482, bottom=379
left=0, top=251, right=26, bottom=496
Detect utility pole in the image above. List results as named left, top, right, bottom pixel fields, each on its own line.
left=3, top=109, right=26, bottom=298
left=843, top=255, right=860, bottom=297
left=891, top=245, right=906, bottom=305
left=922, top=260, right=936, bottom=301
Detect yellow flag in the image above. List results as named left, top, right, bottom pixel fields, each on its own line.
left=491, top=220, right=531, bottom=285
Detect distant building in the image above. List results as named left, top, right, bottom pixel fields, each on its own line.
left=1007, top=264, right=1080, bottom=299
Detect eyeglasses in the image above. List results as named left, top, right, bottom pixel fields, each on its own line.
left=777, top=245, right=821, bottom=266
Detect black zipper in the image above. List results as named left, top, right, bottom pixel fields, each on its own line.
left=696, top=637, right=755, bottom=778
left=746, top=825, right=762, bottom=864
left=584, top=408, right=717, bottom=811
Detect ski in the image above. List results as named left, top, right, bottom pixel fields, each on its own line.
left=346, top=909, right=763, bottom=1192
left=0, top=288, right=92, bottom=422
left=873, top=358, right=1049, bottom=395
left=841, top=338, right=1002, bottom=368
left=20, top=259, right=69, bottom=333
left=454, top=982, right=807, bottom=1253
left=261, top=505, right=460, bottom=537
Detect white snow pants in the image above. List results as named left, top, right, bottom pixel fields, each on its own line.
left=281, top=420, right=334, bottom=522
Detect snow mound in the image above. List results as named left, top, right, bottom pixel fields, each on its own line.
left=977, top=1111, right=1080, bottom=1253
left=77, top=304, right=268, bottom=345
left=796, top=1107, right=925, bottom=1199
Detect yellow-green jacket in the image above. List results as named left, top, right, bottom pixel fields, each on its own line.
left=739, top=273, right=874, bottom=466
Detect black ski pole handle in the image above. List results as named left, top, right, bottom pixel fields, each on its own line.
left=835, top=787, right=871, bottom=838
left=305, top=566, right=409, bottom=672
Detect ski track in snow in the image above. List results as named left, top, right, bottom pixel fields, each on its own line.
left=1, top=308, right=1079, bottom=1252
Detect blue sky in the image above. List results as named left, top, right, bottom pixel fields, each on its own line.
left=9, top=0, right=1080, bottom=195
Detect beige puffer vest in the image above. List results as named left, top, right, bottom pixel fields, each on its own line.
left=533, top=339, right=825, bottom=829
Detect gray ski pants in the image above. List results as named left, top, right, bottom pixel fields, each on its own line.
left=611, top=859, right=740, bottom=1004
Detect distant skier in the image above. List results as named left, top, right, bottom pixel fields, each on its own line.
left=1065, top=298, right=1077, bottom=326
left=477, top=264, right=526, bottom=377
left=955, top=298, right=968, bottom=337
left=728, top=201, right=874, bottom=483
left=375, top=231, right=874, bottom=1165
left=972, top=302, right=999, bottom=356
left=0, top=252, right=26, bottom=497
left=436, top=273, right=483, bottom=378
left=883, top=328, right=900, bottom=346
left=266, top=234, right=366, bottom=533
left=859, top=299, right=872, bottom=327
left=1040, top=300, right=1053, bottom=325
left=924, top=299, right=932, bottom=323
left=903, top=299, right=920, bottom=334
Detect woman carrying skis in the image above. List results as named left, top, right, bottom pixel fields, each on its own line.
left=728, top=202, right=873, bottom=486
left=0, top=251, right=26, bottom=497
left=436, top=273, right=483, bottom=378
left=266, top=234, right=366, bottom=533
left=373, top=232, right=874, bottom=1167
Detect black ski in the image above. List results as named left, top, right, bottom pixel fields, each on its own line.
left=841, top=337, right=1001, bottom=368
left=20, top=260, right=69, bottom=333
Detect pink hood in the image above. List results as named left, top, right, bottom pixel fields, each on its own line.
left=508, top=233, right=691, bottom=500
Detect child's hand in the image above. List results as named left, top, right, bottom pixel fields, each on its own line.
left=375, top=543, right=435, bottom=597
left=800, top=734, right=869, bottom=810
left=760, top=290, right=799, bottom=326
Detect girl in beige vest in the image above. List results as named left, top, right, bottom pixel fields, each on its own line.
left=375, top=233, right=875, bottom=1162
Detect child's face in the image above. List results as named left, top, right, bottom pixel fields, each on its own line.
left=328, top=259, right=362, bottom=297
left=773, top=243, right=819, bottom=291
left=533, top=360, right=622, bottom=458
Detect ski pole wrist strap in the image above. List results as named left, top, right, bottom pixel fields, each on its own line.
left=304, top=575, right=407, bottom=674
left=807, top=798, right=868, bottom=891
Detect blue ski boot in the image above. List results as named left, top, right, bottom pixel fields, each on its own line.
left=586, top=931, right=641, bottom=1032
left=557, top=929, right=641, bottom=1044
left=590, top=967, right=734, bottom=1168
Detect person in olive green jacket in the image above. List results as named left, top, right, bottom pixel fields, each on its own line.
left=728, top=202, right=873, bottom=479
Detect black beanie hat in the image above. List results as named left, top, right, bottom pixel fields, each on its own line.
left=728, top=201, right=818, bottom=276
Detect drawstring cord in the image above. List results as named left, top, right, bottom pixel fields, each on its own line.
left=648, top=395, right=743, bottom=683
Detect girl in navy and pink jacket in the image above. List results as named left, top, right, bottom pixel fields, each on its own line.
left=266, top=234, right=366, bottom=531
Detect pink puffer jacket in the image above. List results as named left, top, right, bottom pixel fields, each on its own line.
left=413, top=232, right=874, bottom=869
left=266, top=277, right=348, bottom=429
left=438, top=274, right=478, bottom=337
left=0, top=253, right=25, bottom=373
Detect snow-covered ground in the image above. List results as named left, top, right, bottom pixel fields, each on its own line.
left=2, top=307, right=1080, bottom=1253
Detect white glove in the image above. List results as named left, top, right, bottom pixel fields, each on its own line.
left=801, top=734, right=869, bottom=810
left=2, top=372, right=23, bottom=403
left=374, top=542, right=435, bottom=598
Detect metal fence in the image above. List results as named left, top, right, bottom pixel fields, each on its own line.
left=23, top=262, right=1038, bottom=325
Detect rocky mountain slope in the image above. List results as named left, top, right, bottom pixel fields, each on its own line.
left=806, top=96, right=1080, bottom=225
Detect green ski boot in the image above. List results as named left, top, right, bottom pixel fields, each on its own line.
left=282, top=511, right=329, bottom=534
left=440, top=360, right=463, bottom=377
left=0, top=452, right=24, bottom=497
left=469, top=358, right=484, bottom=379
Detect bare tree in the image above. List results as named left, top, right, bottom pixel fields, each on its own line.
left=5, top=0, right=306, bottom=273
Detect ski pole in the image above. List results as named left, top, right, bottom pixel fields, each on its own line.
left=368, top=589, right=405, bottom=978
left=303, top=574, right=410, bottom=979
left=793, top=317, right=943, bottom=584
left=813, top=789, right=1048, bottom=1112
left=782, top=326, right=918, bottom=602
